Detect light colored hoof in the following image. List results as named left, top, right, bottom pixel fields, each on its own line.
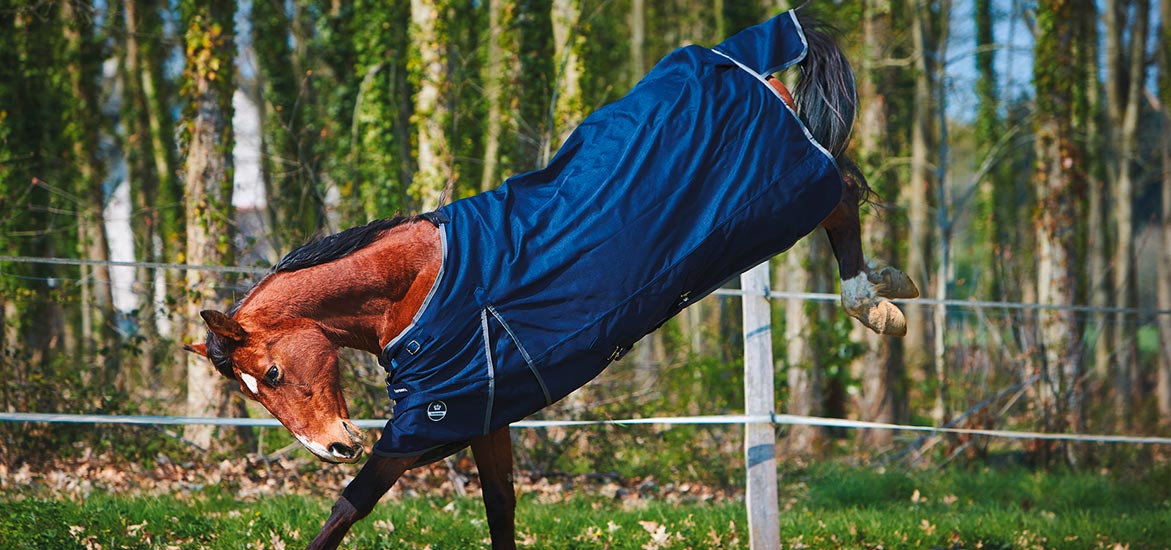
left=858, top=299, right=908, bottom=337
left=868, top=266, right=920, bottom=299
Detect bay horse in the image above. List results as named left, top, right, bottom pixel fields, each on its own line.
left=186, top=10, right=917, bottom=549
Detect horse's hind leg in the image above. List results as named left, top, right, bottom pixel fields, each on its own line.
left=472, top=426, right=518, bottom=550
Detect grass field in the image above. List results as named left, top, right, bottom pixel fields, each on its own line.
left=2, top=464, right=1167, bottom=549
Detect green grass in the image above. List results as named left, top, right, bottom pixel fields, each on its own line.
left=2, top=465, right=1167, bottom=549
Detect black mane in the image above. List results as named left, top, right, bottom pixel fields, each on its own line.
left=205, top=215, right=416, bottom=379
left=273, top=215, right=416, bottom=273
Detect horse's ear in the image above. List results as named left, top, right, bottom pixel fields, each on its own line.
left=183, top=342, right=209, bottom=357
left=200, top=310, right=248, bottom=342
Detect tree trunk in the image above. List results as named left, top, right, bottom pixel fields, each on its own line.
left=353, top=1, right=413, bottom=218
left=122, top=0, right=164, bottom=384
left=254, top=0, right=322, bottom=247
left=629, top=0, right=646, bottom=83
left=1033, top=0, right=1088, bottom=460
left=973, top=0, right=1006, bottom=301
left=930, top=0, right=952, bottom=427
left=781, top=238, right=827, bottom=456
left=181, top=0, right=236, bottom=448
left=1104, top=0, right=1150, bottom=424
left=410, top=0, right=456, bottom=210
left=64, top=2, right=120, bottom=386
left=480, top=0, right=519, bottom=193
left=851, top=0, right=903, bottom=451
left=905, top=1, right=935, bottom=377
left=548, top=0, right=583, bottom=163
left=1157, top=0, right=1171, bottom=426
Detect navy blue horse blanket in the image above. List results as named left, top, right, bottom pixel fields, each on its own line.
left=375, top=11, right=842, bottom=460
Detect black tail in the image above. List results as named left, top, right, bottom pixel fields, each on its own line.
left=791, top=11, right=857, bottom=159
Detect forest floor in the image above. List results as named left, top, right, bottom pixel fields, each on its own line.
left=1, top=452, right=1168, bottom=549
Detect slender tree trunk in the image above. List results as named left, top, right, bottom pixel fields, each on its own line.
left=0, top=13, right=17, bottom=405
left=1157, top=0, right=1171, bottom=426
left=1085, top=5, right=1111, bottom=392
left=629, top=0, right=645, bottom=84
left=549, top=0, right=583, bottom=162
left=1159, top=118, right=1171, bottom=426
left=852, top=0, right=903, bottom=450
left=782, top=238, right=829, bottom=456
left=480, top=0, right=519, bottom=193
left=63, top=2, right=120, bottom=385
left=515, top=0, right=554, bottom=169
left=181, top=0, right=236, bottom=448
left=1104, top=0, right=1149, bottom=424
left=139, top=0, right=181, bottom=343
left=410, top=0, right=456, bottom=210
left=254, top=0, right=322, bottom=246
left=905, top=1, right=935, bottom=377
left=1069, top=0, right=1095, bottom=440
left=122, top=0, right=163, bottom=384
left=931, top=0, right=952, bottom=426
left=974, top=0, right=1004, bottom=300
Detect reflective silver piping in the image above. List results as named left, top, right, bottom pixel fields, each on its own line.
left=709, top=46, right=834, bottom=162
left=480, top=309, right=496, bottom=435
left=487, top=305, right=552, bottom=406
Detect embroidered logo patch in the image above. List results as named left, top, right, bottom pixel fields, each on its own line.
left=427, top=401, right=448, bottom=422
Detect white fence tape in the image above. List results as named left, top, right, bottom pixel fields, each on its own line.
left=6, top=255, right=1171, bottom=316
left=3, top=412, right=1169, bottom=446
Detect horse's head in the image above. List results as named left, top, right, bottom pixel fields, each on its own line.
left=186, top=309, right=365, bottom=463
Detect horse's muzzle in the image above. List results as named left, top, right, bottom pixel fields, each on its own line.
left=298, top=421, right=366, bottom=463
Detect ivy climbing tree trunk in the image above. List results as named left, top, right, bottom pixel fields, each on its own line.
left=410, top=0, right=456, bottom=210
left=973, top=0, right=1005, bottom=301
left=353, top=0, right=413, bottom=217
left=181, top=0, right=236, bottom=449
left=1033, top=0, right=1089, bottom=462
left=480, top=0, right=520, bottom=193
left=548, top=0, right=583, bottom=163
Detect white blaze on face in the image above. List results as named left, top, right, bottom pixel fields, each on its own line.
left=240, top=372, right=260, bottom=395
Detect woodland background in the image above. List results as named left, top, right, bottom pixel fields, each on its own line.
left=1, top=0, right=1169, bottom=480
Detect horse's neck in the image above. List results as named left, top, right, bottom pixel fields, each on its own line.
left=243, top=221, right=442, bottom=355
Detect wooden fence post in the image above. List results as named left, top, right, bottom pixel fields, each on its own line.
left=741, top=262, right=780, bottom=549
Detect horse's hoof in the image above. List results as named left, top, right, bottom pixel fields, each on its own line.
left=861, top=299, right=907, bottom=337
left=868, top=267, right=920, bottom=299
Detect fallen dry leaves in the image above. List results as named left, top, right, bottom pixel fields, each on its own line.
left=1, top=448, right=742, bottom=506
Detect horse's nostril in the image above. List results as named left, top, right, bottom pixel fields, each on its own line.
left=329, top=442, right=357, bottom=458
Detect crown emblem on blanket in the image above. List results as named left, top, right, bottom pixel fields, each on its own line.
left=427, top=401, right=448, bottom=422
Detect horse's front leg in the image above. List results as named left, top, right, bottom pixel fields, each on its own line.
left=471, top=426, right=517, bottom=550
left=307, top=454, right=416, bottom=550
left=821, top=170, right=918, bottom=336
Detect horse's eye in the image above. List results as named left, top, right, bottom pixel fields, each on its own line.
left=265, top=365, right=281, bottom=386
